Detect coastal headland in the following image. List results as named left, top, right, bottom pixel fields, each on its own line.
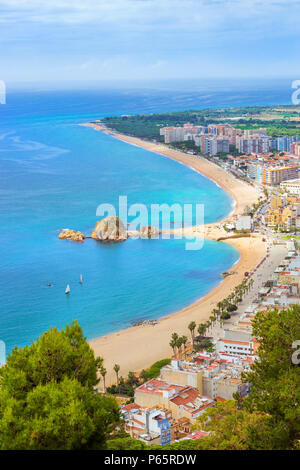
left=82, top=122, right=265, bottom=386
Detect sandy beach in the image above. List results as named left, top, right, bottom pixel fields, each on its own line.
left=83, top=122, right=265, bottom=386
left=81, top=122, right=260, bottom=218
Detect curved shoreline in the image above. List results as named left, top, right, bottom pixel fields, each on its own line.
left=82, top=122, right=265, bottom=385
left=80, top=122, right=259, bottom=220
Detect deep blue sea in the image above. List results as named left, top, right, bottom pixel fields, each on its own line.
left=0, top=81, right=291, bottom=353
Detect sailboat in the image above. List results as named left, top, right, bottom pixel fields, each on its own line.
left=65, top=284, right=70, bottom=294
left=79, top=274, right=83, bottom=284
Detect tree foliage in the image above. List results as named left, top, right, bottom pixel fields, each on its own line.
left=0, top=321, right=120, bottom=450
left=237, top=306, right=300, bottom=449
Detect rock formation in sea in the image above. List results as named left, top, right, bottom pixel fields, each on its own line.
left=58, top=230, right=86, bottom=242
left=91, top=216, right=127, bottom=242
left=139, top=225, right=159, bottom=239
left=58, top=218, right=160, bottom=244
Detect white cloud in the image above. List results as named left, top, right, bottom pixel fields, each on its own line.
left=1, top=1, right=299, bottom=81
left=0, top=0, right=299, bottom=34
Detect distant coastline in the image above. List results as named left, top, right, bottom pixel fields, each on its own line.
left=81, top=121, right=265, bottom=386
left=80, top=121, right=259, bottom=221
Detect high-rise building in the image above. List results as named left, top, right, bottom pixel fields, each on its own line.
left=292, top=142, right=300, bottom=156
left=262, top=165, right=299, bottom=185
left=209, top=137, right=230, bottom=156
left=237, top=136, right=272, bottom=154
left=272, top=136, right=300, bottom=152
left=161, top=125, right=206, bottom=143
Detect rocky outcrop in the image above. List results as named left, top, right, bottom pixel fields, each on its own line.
left=139, top=225, right=159, bottom=239
left=58, top=219, right=159, bottom=244
left=91, top=216, right=127, bottom=242
left=58, top=230, right=86, bottom=242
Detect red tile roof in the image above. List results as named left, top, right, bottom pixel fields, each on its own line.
left=136, top=379, right=184, bottom=395
left=187, top=431, right=210, bottom=440
left=122, top=403, right=141, bottom=411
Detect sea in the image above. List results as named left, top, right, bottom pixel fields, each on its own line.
left=0, top=79, right=293, bottom=353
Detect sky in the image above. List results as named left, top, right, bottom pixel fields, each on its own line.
left=0, top=0, right=300, bottom=85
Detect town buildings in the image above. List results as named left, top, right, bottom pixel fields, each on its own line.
left=134, top=378, right=215, bottom=422
left=120, top=244, right=300, bottom=446
left=265, top=195, right=300, bottom=230
left=160, top=123, right=231, bottom=155
left=272, top=135, right=300, bottom=153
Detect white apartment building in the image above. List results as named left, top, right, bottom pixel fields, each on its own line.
left=216, top=338, right=259, bottom=359
left=210, top=137, right=230, bottom=156
left=280, top=179, right=300, bottom=195
left=237, top=136, right=272, bottom=154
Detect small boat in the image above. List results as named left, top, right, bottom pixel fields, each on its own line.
left=65, top=284, right=70, bottom=294
left=79, top=274, right=83, bottom=284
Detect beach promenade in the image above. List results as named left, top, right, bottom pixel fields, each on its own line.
left=83, top=122, right=266, bottom=386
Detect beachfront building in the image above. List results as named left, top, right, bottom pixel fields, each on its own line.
left=215, top=338, right=259, bottom=360
left=262, top=165, right=299, bottom=185
left=161, top=124, right=206, bottom=143
left=197, top=136, right=230, bottom=156
left=209, top=137, right=230, bottom=156
left=247, top=161, right=264, bottom=182
left=161, top=126, right=186, bottom=143
left=280, top=179, right=300, bottom=195
left=160, top=124, right=231, bottom=156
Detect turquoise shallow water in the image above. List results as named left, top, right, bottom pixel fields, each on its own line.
left=2, top=85, right=284, bottom=352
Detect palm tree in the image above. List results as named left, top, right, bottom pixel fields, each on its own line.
left=176, top=337, right=184, bottom=357
left=169, top=338, right=177, bottom=356
left=113, top=363, right=120, bottom=386
left=171, top=332, right=179, bottom=356
left=188, top=321, right=196, bottom=344
left=171, top=332, right=179, bottom=343
left=212, top=308, right=220, bottom=320
left=100, top=366, right=107, bottom=394
left=197, top=323, right=206, bottom=336
left=181, top=335, right=188, bottom=359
